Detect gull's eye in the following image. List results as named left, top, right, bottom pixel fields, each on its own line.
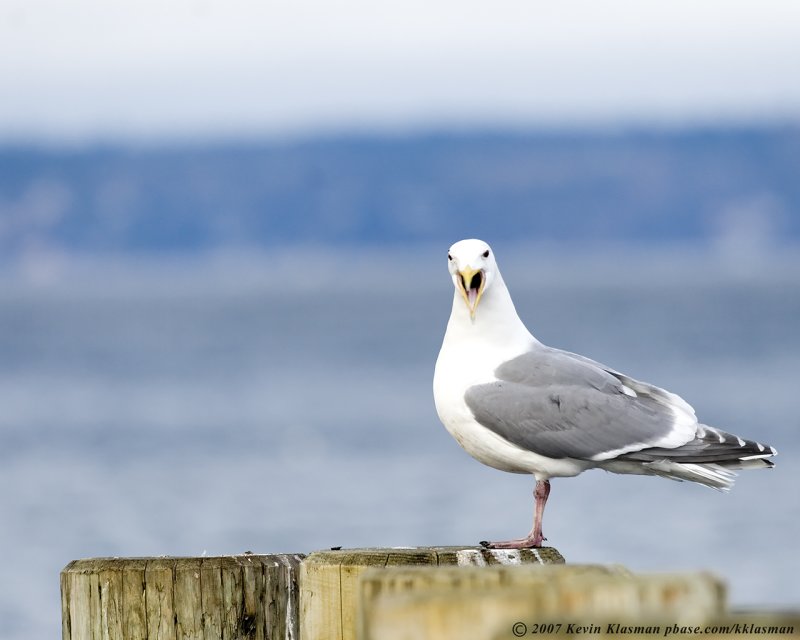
left=448, top=253, right=453, bottom=261
left=482, top=249, right=490, bottom=258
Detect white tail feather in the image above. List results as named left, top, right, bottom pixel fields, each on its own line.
left=643, top=460, right=736, bottom=491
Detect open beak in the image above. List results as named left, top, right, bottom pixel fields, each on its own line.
left=457, top=267, right=486, bottom=319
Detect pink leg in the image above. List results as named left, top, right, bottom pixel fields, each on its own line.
left=481, top=479, right=551, bottom=549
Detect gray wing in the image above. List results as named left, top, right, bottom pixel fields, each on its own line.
left=464, top=347, right=696, bottom=461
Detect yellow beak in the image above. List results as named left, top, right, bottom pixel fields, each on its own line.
left=457, top=267, right=485, bottom=319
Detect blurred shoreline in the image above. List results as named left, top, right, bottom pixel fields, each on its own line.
left=2, top=242, right=799, bottom=294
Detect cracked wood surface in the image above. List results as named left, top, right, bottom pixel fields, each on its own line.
left=61, top=554, right=304, bottom=640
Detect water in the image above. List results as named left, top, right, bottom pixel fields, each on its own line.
left=1, top=249, right=798, bottom=639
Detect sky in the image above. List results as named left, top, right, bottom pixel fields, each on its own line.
left=1, top=1, right=800, bottom=143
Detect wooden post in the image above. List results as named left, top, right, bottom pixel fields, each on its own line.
left=60, top=554, right=304, bottom=640
left=298, top=546, right=564, bottom=640
left=62, top=549, right=799, bottom=640
left=357, top=565, right=727, bottom=640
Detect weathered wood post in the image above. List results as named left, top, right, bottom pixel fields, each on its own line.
left=357, top=565, right=727, bottom=640
left=61, top=548, right=800, bottom=640
left=60, top=554, right=304, bottom=640
left=298, top=546, right=565, bottom=640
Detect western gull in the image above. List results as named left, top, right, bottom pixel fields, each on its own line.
left=433, top=238, right=777, bottom=549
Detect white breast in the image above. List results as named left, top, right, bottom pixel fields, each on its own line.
left=434, top=267, right=595, bottom=480
left=433, top=337, right=591, bottom=479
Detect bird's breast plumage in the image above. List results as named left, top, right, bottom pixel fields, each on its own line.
left=434, top=337, right=591, bottom=478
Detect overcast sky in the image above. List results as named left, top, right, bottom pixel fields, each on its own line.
left=1, top=0, right=799, bottom=143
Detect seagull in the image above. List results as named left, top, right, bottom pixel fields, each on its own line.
left=433, top=238, right=777, bottom=549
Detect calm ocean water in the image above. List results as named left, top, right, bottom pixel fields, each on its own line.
left=1, top=249, right=798, bottom=639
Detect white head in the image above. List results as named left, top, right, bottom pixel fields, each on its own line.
left=446, top=238, right=499, bottom=319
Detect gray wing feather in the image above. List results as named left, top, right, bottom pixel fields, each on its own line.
left=620, top=424, right=776, bottom=465
left=464, top=347, right=691, bottom=460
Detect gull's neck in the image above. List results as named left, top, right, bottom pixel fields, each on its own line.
left=444, top=270, right=538, bottom=354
